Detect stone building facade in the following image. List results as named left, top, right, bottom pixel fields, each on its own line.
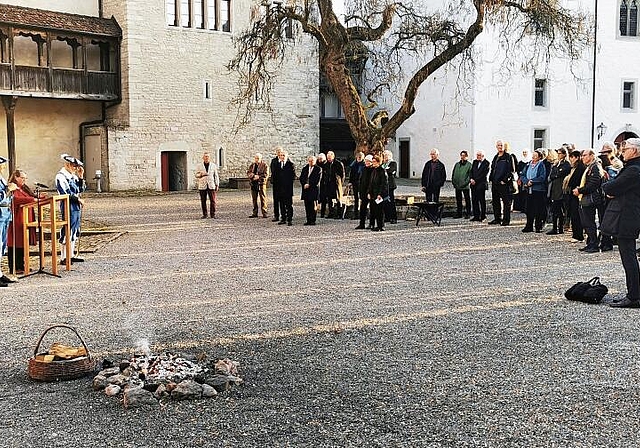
left=0, top=0, right=319, bottom=191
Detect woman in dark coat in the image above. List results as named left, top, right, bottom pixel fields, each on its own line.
left=602, top=138, right=640, bottom=308
left=7, top=170, right=42, bottom=274
left=383, top=150, right=398, bottom=223
left=368, top=155, right=389, bottom=232
left=300, top=155, right=322, bottom=226
left=563, top=150, right=585, bottom=242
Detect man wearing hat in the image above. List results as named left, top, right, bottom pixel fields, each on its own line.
left=55, top=154, right=86, bottom=264
left=0, top=156, right=18, bottom=286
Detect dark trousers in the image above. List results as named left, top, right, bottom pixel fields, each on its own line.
left=304, top=200, right=317, bottom=224
left=455, top=189, right=471, bottom=216
left=618, top=238, right=640, bottom=300
left=384, top=188, right=397, bottom=221
left=279, top=197, right=293, bottom=223
left=7, top=247, right=25, bottom=273
left=272, top=188, right=280, bottom=219
left=199, top=188, right=217, bottom=217
left=370, top=199, right=384, bottom=229
left=579, top=205, right=598, bottom=248
left=352, top=185, right=360, bottom=215
left=491, top=183, right=513, bottom=223
left=524, top=190, right=547, bottom=231
left=566, top=195, right=583, bottom=240
left=471, top=186, right=487, bottom=219
left=597, top=204, right=614, bottom=249
left=425, top=187, right=441, bottom=203
left=359, top=198, right=371, bottom=227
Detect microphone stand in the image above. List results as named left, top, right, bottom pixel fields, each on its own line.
left=21, top=185, right=60, bottom=279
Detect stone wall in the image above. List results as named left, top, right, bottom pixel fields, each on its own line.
left=102, top=0, right=319, bottom=190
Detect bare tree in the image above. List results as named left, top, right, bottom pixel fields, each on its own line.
left=228, top=0, right=591, bottom=155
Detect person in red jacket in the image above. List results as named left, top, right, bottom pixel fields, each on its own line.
left=7, top=170, right=44, bottom=274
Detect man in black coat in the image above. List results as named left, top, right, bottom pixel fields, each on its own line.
left=470, top=149, right=490, bottom=222
left=603, top=138, right=640, bottom=308
left=300, top=155, right=322, bottom=226
left=421, top=148, right=446, bottom=203
left=272, top=150, right=296, bottom=226
left=355, top=155, right=373, bottom=230
left=269, top=147, right=283, bottom=222
left=572, top=149, right=605, bottom=253
left=488, top=140, right=516, bottom=226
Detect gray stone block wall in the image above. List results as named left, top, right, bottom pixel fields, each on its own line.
left=102, top=0, right=319, bottom=190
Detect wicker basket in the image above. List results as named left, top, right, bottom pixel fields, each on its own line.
left=28, top=325, right=97, bottom=382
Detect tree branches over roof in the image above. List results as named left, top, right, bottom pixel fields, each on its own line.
left=228, top=0, right=591, bottom=153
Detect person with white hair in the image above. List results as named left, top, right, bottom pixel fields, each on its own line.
left=195, top=151, right=219, bottom=218
left=572, top=148, right=606, bottom=253
left=420, top=148, right=446, bottom=203
left=603, top=138, right=640, bottom=308
left=469, top=150, right=490, bottom=222
left=247, top=153, right=269, bottom=218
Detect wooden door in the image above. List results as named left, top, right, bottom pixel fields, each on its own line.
left=399, top=139, right=410, bottom=178
left=161, top=152, right=169, bottom=191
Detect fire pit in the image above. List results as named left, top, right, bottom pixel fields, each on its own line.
left=93, top=350, right=242, bottom=408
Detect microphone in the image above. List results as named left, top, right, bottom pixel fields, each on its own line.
left=35, top=182, right=49, bottom=189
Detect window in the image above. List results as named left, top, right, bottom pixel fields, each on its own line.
left=167, top=0, right=231, bottom=32
left=220, top=0, right=231, bottom=32
left=622, top=81, right=636, bottom=110
left=533, top=129, right=547, bottom=150
left=166, top=0, right=178, bottom=26
left=321, top=92, right=343, bottom=118
left=620, top=0, right=639, bottom=37
left=194, top=0, right=205, bottom=29
left=0, top=29, right=8, bottom=63
left=534, top=78, right=547, bottom=107
left=181, top=0, right=191, bottom=27
left=284, top=18, right=293, bottom=39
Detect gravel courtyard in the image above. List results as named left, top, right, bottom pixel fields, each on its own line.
left=0, top=187, right=638, bottom=448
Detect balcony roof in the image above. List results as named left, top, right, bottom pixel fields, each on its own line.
left=0, top=3, right=121, bottom=38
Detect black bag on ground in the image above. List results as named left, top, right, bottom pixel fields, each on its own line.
left=565, top=277, right=608, bottom=304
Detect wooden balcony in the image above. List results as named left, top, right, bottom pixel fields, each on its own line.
left=0, top=4, right=121, bottom=101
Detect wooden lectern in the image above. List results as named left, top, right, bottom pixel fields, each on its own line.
left=22, top=194, right=72, bottom=276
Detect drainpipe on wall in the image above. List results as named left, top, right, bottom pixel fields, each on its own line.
left=590, top=0, right=599, bottom=148
left=98, top=0, right=103, bottom=18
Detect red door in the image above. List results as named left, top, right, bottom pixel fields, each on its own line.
left=161, top=152, right=169, bottom=191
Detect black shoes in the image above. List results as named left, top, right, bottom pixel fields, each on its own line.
left=271, top=218, right=280, bottom=222
left=277, top=221, right=287, bottom=225
left=0, top=281, right=7, bottom=287
left=488, top=219, right=500, bottom=225
left=546, top=229, right=559, bottom=235
left=610, top=297, right=640, bottom=308
left=453, top=214, right=462, bottom=219
left=355, top=225, right=365, bottom=229
left=201, top=215, right=208, bottom=219
left=303, top=222, right=315, bottom=226
left=470, top=217, right=481, bottom=222
left=501, top=222, right=510, bottom=226
left=600, top=246, right=614, bottom=252
left=287, top=222, right=292, bottom=226
left=0, top=275, right=15, bottom=283
left=522, top=227, right=533, bottom=233
left=249, top=215, right=258, bottom=218
left=581, top=247, right=600, bottom=253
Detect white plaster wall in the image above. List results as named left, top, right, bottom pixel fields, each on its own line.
left=0, top=98, right=102, bottom=183
left=593, top=1, right=640, bottom=144
left=2, top=0, right=99, bottom=15
left=102, top=0, right=319, bottom=190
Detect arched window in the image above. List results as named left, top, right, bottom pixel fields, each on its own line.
left=620, top=0, right=639, bottom=37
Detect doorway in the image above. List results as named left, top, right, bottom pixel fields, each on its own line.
left=399, top=139, right=410, bottom=178
left=160, top=151, right=187, bottom=191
